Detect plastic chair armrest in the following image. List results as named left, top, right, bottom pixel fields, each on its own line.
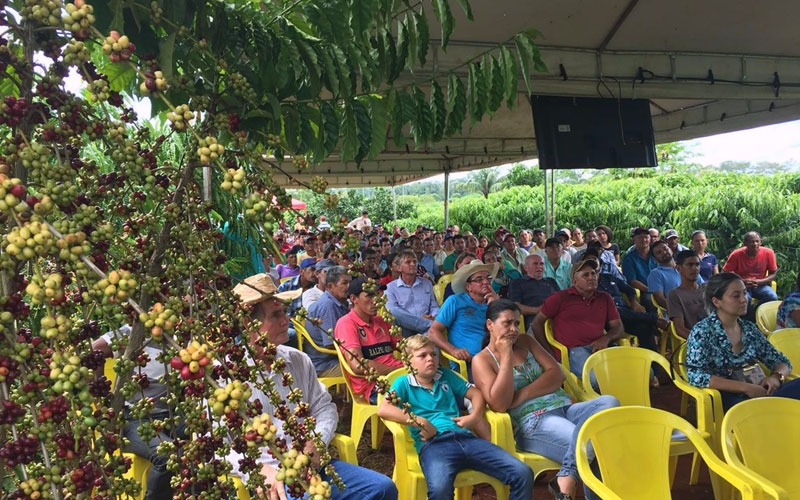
left=440, top=350, right=468, bottom=379
left=330, top=434, right=357, bottom=465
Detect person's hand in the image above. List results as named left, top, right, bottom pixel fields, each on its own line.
left=743, top=383, right=768, bottom=399
left=255, top=464, right=287, bottom=500
left=452, top=412, right=485, bottom=432
left=451, top=347, right=472, bottom=360
left=303, top=439, right=322, bottom=469
left=493, top=335, right=515, bottom=362
left=590, top=336, right=611, bottom=353
left=743, top=278, right=757, bottom=289
left=484, top=290, right=500, bottom=303
left=762, top=375, right=782, bottom=396
left=631, top=301, right=646, bottom=313
left=422, top=314, right=435, bottom=320
left=416, top=417, right=438, bottom=441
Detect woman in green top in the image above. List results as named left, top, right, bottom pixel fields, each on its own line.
left=472, top=299, right=618, bottom=500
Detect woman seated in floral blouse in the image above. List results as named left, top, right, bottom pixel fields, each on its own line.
left=777, top=273, right=800, bottom=329
left=686, top=272, right=800, bottom=411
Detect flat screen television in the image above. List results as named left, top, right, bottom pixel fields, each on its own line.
left=531, top=95, right=657, bottom=169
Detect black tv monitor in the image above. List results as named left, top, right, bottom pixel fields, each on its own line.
left=531, top=95, right=657, bottom=170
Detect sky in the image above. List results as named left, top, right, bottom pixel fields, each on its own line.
left=683, top=120, right=800, bottom=166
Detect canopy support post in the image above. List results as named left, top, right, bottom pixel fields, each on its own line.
left=443, top=162, right=452, bottom=229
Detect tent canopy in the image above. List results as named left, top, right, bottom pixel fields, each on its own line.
left=272, top=0, right=800, bottom=188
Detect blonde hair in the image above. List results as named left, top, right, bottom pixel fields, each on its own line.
left=403, top=334, right=433, bottom=355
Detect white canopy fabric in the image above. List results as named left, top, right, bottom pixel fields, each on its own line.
left=273, top=0, right=800, bottom=187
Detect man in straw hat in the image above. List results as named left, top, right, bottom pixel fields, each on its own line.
left=427, top=259, right=500, bottom=368
left=231, top=274, right=397, bottom=500
left=531, top=259, right=625, bottom=383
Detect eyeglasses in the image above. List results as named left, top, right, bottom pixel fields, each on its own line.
left=467, top=275, right=492, bottom=283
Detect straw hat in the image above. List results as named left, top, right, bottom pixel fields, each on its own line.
left=233, top=273, right=302, bottom=305
left=451, top=259, right=500, bottom=294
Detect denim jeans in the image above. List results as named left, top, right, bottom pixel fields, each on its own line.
left=720, top=377, right=800, bottom=412
left=320, top=459, right=397, bottom=500
left=392, top=308, right=434, bottom=337
left=419, top=431, right=533, bottom=500
left=746, top=284, right=779, bottom=303
left=514, top=396, right=620, bottom=500
left=123, top=411, right=187, bottom=500
left=568, top=345, right=599, bottom=390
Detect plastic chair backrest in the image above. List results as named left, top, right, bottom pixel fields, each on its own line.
left=582, top=346, right=667, bottom=406
left=576, top=406, right=761, bottom=500
left=721, top=397, right=800, bottom=499
left=769, top=329, right=800, bottom=377
left=756, top=300, right=781, bottom=335
left=292, top=318, right=336, bottom=356
left=333, top=341, right=370, bottom=403
left=543, top=319, right=570, bottom=373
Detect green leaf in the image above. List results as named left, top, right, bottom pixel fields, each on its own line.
left=350, top=0, right=375, bottom=46
left=406, top=13, right=418, bottom=71
left=294, top=37, right=322, bottom=95
left=384, top=30, right=399, bottom=83
left=282, top=103, right=300, bottom=152
left=103, top=62, right=137, bottom=93
left=411, top=85, right=433, bottom=146
left=432, top=0, right=454, bottom=49
left=500, top=46, right=518, bottom=108
left=518, top=29, right=548, bottom=73
left=468, top=60, right=487, bottom=124
left=446, top=74, right=467, bottom=135
left=331, top=45, right=353, bottom=98
left=352, top=97, right=372, bottom=164
left=341, top=101, right=359, bottom=162
left=391, top=89, right=409, bottom=147
left=158, top=32, right=177, bottom=83
left=430, top=80, right=446, bottom=142
left=515, top=34, right=534, bottom=96
left=367, top=94, right=388, bottom=159
left=297, top=104, right=318, bottom=154
left=415, top=9, right=429, bottom=66
left=396, top=17, right=410, bottom=74
left=319, top=47, right=340, bottom=98
left=320, top=101, right=340, bottom=156
left=455, top=0, right=474, bottom=20
left=488, top=55, right=504, bottom=116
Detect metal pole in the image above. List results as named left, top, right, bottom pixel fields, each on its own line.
left=443, top=168, right=450, bottom=229
left=392, top=183, right=397, bottom=225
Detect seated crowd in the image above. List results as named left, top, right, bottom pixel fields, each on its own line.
left=109, top=212, right=799, bottom=500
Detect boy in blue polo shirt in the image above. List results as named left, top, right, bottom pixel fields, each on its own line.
left=378, top=335, right=533, bottom=500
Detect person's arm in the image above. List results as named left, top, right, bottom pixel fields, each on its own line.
left=758, top=269, right=778, bottom=287
left=791, top=309, right=800, bottom=328
left=647, top=272, right=667, bottom=308
left=667, top=291, right=690, bottom=339
left=340, top=343, right=397, bottom=376
left=427, top=320, right=470, bottom=360
left=377, top=386, right=439, bottom=441
left=590, top=318, right=624, bottom=352
left=652, top=291, right=668, bottom=309
left=671, top=314, right=691, bottom=339
left=510, top=336, right=566, bottom=408
left=299, top=352, right=338, bottom=444
left=622, top=254, right=648, bottom=292
left=427, top=284, right=440, bottom=318
left=453, top=385, right=491, bottom=440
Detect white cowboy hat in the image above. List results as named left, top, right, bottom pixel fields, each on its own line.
left=233, top=273, right=302, bottom=305
left=451, top=259, right=500, bottom=294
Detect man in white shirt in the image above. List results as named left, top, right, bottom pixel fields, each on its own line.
left=231, top=274, right=397, bottom=500
left=346, top=210, right=372, bottom=231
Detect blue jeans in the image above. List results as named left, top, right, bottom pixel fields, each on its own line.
left=568, top=345, right=599, bottom=390
left=123, top=411, right=187, bottom=500
left=323, top=459, right=397, bottom=500
left=419, top=431, right=533, bottom=500
left=514, top=396, right=620, bottom=500
left=747, top=284, right=779, bottom=303
left=392, top=308, right=434, bottom=337
left=720, top=378, right=800, bottom=412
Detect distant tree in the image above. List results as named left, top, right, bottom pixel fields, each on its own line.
left=466, top=167, right=508, bottom=198
left=364, top=187, right=417, bottom=226
left=505, top=163, right=545, bottom=187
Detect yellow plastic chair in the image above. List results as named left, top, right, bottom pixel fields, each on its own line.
left=768, top=328, right=800, bottom=379
left=575, top=406, right=761, bottom=500
left=437, top=329, right=469, bottom=380
left=544, top=319, right=637, bottom=381
left=582, top=347, right=711, bottom=485
left=292, top=318, right=347, bottom=393
left=379, top=369, right=509, bottom=500
left=333, top=342, right=385, bottom=450
left=229, top=434, right=358, bottom=499
left=756, top=300, right=782, bottom=336
left=650, top=293, right=674, bottom=357
left=433, top=274, right=453, bottom=306
left=720, top=397, right=800, bottom=500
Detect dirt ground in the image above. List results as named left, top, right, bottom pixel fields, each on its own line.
left=336, top=371, right=717, bottom=500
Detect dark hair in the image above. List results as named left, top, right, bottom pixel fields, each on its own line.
left=452, top=234, right=466, bottom=242
left=586, top=240, right=603, bottom=250
left=481, top=299, right=520, bottom=348
left=650, top=238, right=669, bottom=253
left=674, top=249, right=698, bottom=266
left=690, top=230, right=706, bottom=241
left=704, top=272, right=743, bottom=314
left=595, top=224, right=613, bottom=242
left=544, top=237, right=561, bottom=248
left=583, top=246, right=601, bottom=258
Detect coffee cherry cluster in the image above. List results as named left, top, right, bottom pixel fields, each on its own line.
left=306, top=475, right=332, bottom=500
left=22, top=0, right=61, bottom=26
left=208, top=380, right=252, bottom=416
left=309, top=175, right=328, bottom=194
left=0, top=176, right=27, bottom=213
left=62, top=0, right=95, bottom=34
left=139, top=70, right=168, bottom=95
left=139, top=301, right=177, bottom=339
left=87, top=78, right=110, bottom=103
left=166, top=104, right=193, bottom=130
left=243, top=193, right=270, bottom=221
left=150, top=1, right=163, bottom=23
left=276, top=449, right=310, bottom=485
left=197, top=136, right=224, bottom=164
left=25, top=272, right=64, bottom=305
left=228, top=72, right=257, bottom=101
left=3, top=220, right=56, bottom=262
left=0, top=433, right=39, bottom=467
left=101, top=30, right=135, bottom=62
left=221, top=167, right=244, bottom=193
left=169, top=341, right=212, bottom=380
left=1, top=96, right=29, bottom=127
left=16, top=476, right=46, bottom=499
left=94, top=269, right=137, bottom=304
left=292, top=155, right=309, bottom=170
left=63, top=39, right=90, bottom=65
left=322, top=193, right=339, bottom=210
left=48, top=352, right=91, bottom=397
left=244, top=413, right=277, bottom=446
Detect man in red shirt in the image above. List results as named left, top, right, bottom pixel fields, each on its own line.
left=722, top=231, right=778, bottom=303
left=334, top=278, right=403, bottom=403
left=531, top=259, right=625, bottom=383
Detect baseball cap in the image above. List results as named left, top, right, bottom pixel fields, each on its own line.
left=314, top=258, right=337, bottom=271
left=347, top=278, right=385, bottom=297
left=664, top=229, right=679, bottom=240
left=555, top=230, right=570, bottom=239
left=570, top=258, right=598, bottom=280
left=631, top=227, right=649, bottom=237
left=300, top=257, right=317, bottom=269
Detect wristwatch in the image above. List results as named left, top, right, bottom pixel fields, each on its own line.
left=773, top=372, right=786, bottom=384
